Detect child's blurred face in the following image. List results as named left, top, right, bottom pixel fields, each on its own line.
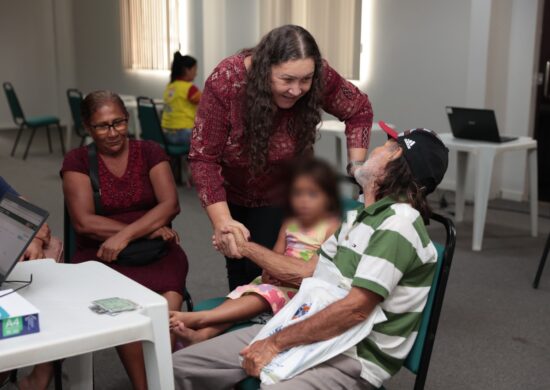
left=290, top=175, right=328, bottom=224
left=184, top=64, right=198, bottom=81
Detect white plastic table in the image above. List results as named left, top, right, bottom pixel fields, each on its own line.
left=0, top=259, right=174, bottom=390
left=439, top=133, right=538, bottom=251
left=318, top=120, right=387, bottom=173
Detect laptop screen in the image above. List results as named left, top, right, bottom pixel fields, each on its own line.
left=0, top=193, right=48, bottom=284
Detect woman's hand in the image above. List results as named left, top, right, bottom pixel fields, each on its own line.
left=97, top=232, right=130, bottom=262
left=22, top=238, right=44, bottom=261
left=148, top=226, right=180, bottom=244
left=212, top=218, right=250, bottom=258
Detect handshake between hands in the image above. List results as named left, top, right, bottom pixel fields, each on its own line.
left=212, top=219, right=250, bottom=259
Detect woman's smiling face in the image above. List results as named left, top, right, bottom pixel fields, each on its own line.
left=270, top=58, right=315, bottom=109
left=86, top=102, right=129, bottom=155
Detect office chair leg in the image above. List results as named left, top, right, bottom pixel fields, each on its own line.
left=533, top=233, right=550, bottom=289
left=57, top=123, right=66, bottom=155
left=11, top=125, right=24, bottom=156
left=23, top=127, right=38, bottom=160
left=46, top=125, right=53, bottom=153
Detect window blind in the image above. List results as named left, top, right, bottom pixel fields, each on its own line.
left=120, top=0, right=187, bottom=71
left=259, top=0, right=362, bottom=80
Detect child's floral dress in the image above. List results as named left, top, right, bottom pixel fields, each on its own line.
left=226, top=219, right=329, bottom=314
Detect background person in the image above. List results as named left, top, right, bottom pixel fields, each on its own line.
left=61, top=90, right=188, bottom=390
left=162, top=52, right=201, bottom=146
left=190, top=24, right=373, bottom=290
left=173, top=125, right=449, bottom=390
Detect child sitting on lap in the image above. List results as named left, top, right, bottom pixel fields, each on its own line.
left=170, top=158, right=341, bottom=345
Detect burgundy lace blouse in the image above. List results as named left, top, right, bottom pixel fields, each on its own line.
left=189, top=53, right=373, bottom=208
left=61, top=140, right=188, bottom=293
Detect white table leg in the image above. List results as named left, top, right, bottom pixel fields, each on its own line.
left=472, top=148, right=496, bottom=251
left=63, top=353, right=93, bottom=390
left=528, top=147, right=538, bottom=237
left=455, top=151, right=469, bottom=222
left=142, top=304, right=175, bottom=390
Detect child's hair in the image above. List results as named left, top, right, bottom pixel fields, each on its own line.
left=285, top=158, right=341, bottom=217
left=170, top=52, right=197, bottom=83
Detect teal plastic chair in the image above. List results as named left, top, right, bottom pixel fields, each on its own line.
left=3, top=82, right=66, bottom=159
left=66, top=89, right=87, bottom=147
left=136, top=96, right=189, bottom=184
left=193, top=198, right=456, bottom=390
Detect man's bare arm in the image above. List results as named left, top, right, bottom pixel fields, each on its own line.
left=271, top=287, right=382, bottom=350
left=240, top=240, right=317, bottom=287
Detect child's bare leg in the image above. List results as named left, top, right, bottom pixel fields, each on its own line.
left=170, top=294, right=270, bottom=329
left=172, top=322, right=232, bottom=345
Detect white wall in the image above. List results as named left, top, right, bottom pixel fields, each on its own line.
left=0, top=0, right=60, bottom=129
left=1, top=0, right=542, bottom=201
left=201, top=0, right=260, bottom=77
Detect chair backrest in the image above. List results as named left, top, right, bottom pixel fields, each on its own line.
left=137, top=96, right=167, bottom=147
left=66, top=88, right=84, bottom=135
left=404, top=212, right=455, bottom=390
left=3, top=82, right=25, bottom=125
left=341, top=195, right=456, bottom=390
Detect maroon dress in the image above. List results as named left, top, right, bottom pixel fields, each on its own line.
left=61, top=140, right=188, bottom=294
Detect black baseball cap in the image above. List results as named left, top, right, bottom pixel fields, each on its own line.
left=378, top=121, right=449, bottom=195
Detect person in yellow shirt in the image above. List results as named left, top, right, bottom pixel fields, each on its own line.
left=162, top=52, right=201, bottom=146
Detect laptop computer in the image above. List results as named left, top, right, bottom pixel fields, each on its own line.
left=0, top=193, right=49, bottom=288
left=446, top=106, right=518, bottom=143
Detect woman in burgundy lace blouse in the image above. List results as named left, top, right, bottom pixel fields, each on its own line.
left=61, top=91, right=188, bottom=390
left=190, top=25, right=373, bottom=290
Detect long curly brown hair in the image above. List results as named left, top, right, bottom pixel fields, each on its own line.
left=244, top=25, right=324, bottom=174
left=375, top=149, right=432, bottom=223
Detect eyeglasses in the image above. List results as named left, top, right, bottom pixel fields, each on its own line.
left=90, top=118, right=129, bottom=134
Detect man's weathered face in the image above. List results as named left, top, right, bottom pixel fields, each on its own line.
left=354, top=139, right=402, bottom=187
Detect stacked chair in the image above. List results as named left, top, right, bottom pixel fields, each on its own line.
left=66, top=89, right=88, bottom=147
left=3, top=82, right=65, bottom=159
left=136, top=96, right=190, bottom=185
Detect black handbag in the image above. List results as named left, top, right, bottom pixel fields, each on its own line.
left=87, top=143, right=167, bottom=266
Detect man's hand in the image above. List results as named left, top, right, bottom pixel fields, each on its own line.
left=222, top=226, right=247, bottom=249
left=261, top=270, right=281, bottom=286
left=22, top=238, right=44, bottom=261
left=97, top=232, right=130, bottom=262
left=240, top=337, right=281, bottom=377
left=212, top=219, right=250, bottom=258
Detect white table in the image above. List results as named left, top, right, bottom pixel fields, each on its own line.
left=0, top=259, right=174, bottom=390
left=439, top=133, right=538, bottom=251
left=120, top=95, right=164, bottom=139
left=318, top=120, right=388, bottom=173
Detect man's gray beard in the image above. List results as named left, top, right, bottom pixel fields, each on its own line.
left=354, top=154, right=385, bottom=190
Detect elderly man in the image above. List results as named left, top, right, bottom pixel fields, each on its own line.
left=173, top=123, right=448, bottom=389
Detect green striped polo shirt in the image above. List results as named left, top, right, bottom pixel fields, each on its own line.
left=318, top=196, right=437, bottom=387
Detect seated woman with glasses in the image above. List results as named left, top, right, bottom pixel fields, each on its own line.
left=61, top=90, right=188, bottom=390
